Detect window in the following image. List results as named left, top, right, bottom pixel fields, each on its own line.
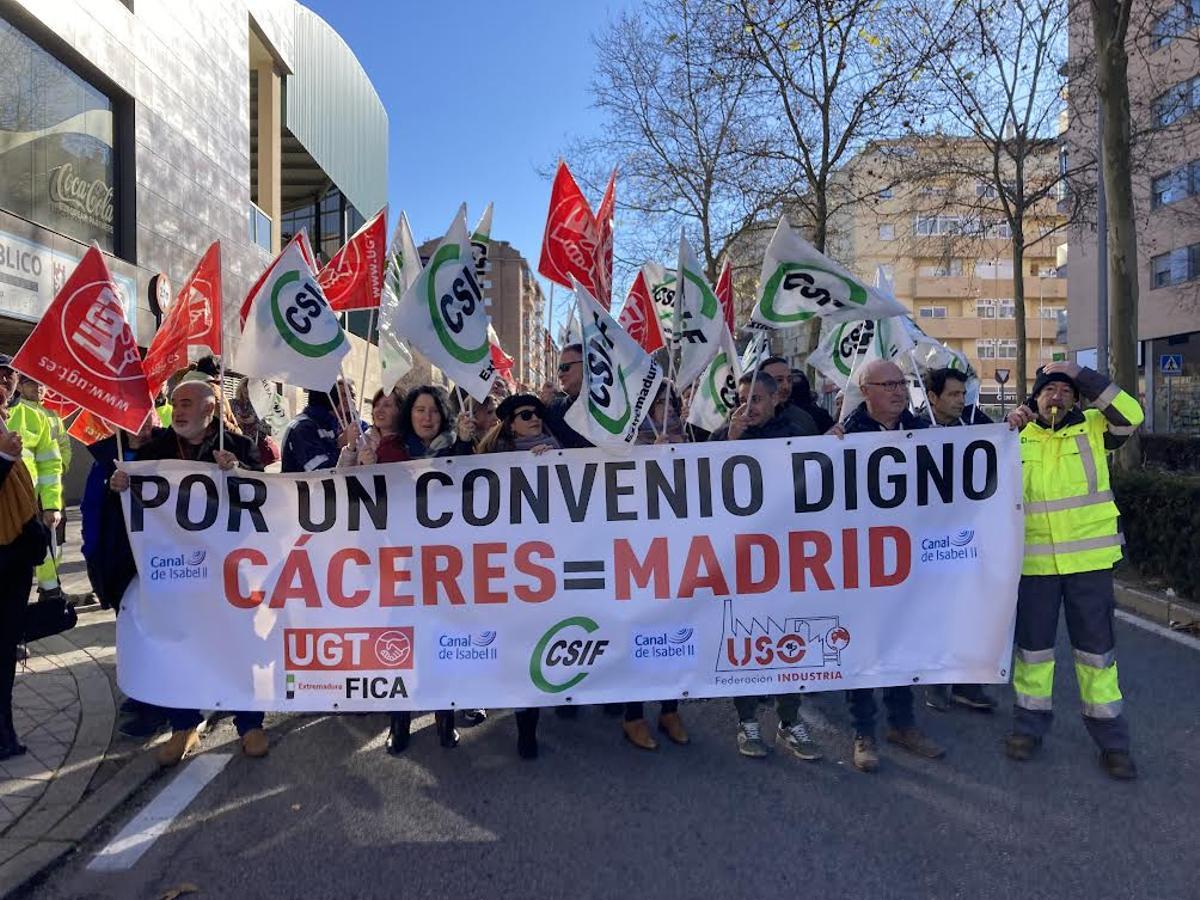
left=1151, top=161, right=1200, bottom=208
left=918, top=259, right=964, bottom=277
left=877, top=187, right=893, bottom=199
left=1152, top=1, right=1200, bottom=49
left=986, top=220, right=1013, bottom=239
left=976, top=302, right=996, bottom=319
left=878, top=263, right=894, bottom=280
left=878, top=223, right=895, bottom=241
left=996, top=300, right=1015, bottom=319
left=997, top=340, right=1018, bottom=359
left=976, top=259, right=1014, bottom=279
left=1038, top=306, right=1061, bottom=320
left=1150, top=244, right=1200, bottom=288
left=919, top=306, right=947, bottom=318
left=0, top=17, right=118, bottom=251
left=976, top=182, right=997, bottom=199
left=913, top=215, right=964, bottom=236
left=1153, top=76, right=1200, bottom=127
left=976, top=341, right=996, bottom=359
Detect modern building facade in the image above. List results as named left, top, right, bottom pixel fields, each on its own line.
left=0, top=0, right=387, bottom=387
left=1065, top=1, right=1200, bottom=432
left=759, top=136, right=1068, bottom=411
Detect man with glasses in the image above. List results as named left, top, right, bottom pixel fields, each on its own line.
left=541, top=343, right=593, bottom=450
left=841, top=359, right=946, bottom=772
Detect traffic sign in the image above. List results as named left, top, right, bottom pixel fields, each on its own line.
left=1160, top=354, right=1183, bottom=376
left=994, top=368, right=1011, bottom=384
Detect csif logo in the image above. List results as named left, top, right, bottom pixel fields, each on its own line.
left=759, top=263, right=867, bottom=325
left=425, top=243, right=489, bottom=364
left=530, top=616, right=610, bottom=694
left=582, top=311, right=631, bottom=435
left=704, top=351, right=738, bottom=415
left=269, top=270, right=345, bottom=358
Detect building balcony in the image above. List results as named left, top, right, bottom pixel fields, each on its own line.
left=918, top=317, right=984, bottom=339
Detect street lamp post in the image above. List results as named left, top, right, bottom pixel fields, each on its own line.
left=995, top=367, right=1011, bottom=420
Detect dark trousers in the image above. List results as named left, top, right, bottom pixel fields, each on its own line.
left=167, top=708, right=264, bottom=736
left=0, top=560, right=34, bottom=722
left=515, top=708, right=539, bottom=735
left=624, top=700, right=679, bottom=722
left=734, top=694, right=800, bottom=725
left=847, top=686, right=915, bottom=738
left=1013, top=570, right=1129, bottom=752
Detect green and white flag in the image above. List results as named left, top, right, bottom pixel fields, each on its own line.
left=752, top=216, right=908, bottom=329
left=377, top=211, right=419, bottom=393
left=390, top=205, right=497, bottom=402
left=686, top=322, right=742, bottom=433
left=234, top=239, right=349, bottom=390
left=740, top=331, right=770, bottom=374
left=565, top=278, right=663, bottom=450
left=470, top=202, right=494, bottom=283
left=673, top=232, right=724, bottom=386
left=643, top=262, right=678, bottom=345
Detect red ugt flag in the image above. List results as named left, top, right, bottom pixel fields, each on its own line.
left=66, top=409, right=114, bottom=445
left=12, top=244, right=152, bottom=433
left=593, top=170, right=616, bottom=308
left=142, top=241, right=223, bottom=396
left=715, top=258, right=735, bottom=334
left=40, top=388, right=78, bottom=419
left=617, top=269, right=665, bottom=353
left=319, top=207, right=387, bottom=312
left=538, top=161, right=601, bottom=295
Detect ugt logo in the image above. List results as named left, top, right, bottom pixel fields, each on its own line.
left=759, top=264, right=868, bottom=325
left=530, top=616, right=610, bottom=694
left=424, top=243, right=490, bottom=365
left=65, top=281, right=141, bottom=381
left=582, top=312, right=630, bottom=435
left=269, top=271, right=345, bottom=358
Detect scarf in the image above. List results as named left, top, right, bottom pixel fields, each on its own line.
left=512, top=432, right=561, bottom=452
left=0, top=452, right=38, bottom=545
left=404, top=428, right=457, bottom=459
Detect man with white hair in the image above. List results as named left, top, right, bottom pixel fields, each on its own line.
left=840, top=358, right=946, bottom=773
left=109, top=372, right=266, bottom=766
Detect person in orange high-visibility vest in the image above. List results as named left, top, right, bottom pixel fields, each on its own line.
left=1004, top=362, right=1143, bottom=780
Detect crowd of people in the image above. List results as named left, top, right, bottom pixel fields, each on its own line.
left=0, top=341, right=1144, bottom=781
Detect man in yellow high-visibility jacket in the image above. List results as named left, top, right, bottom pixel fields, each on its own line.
left=1005, top=362, right=1143, bottom=780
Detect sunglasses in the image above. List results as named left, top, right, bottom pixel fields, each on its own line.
left=558, top=361, right=581, bottom=373
left=513, top=409, right=541, bottom=422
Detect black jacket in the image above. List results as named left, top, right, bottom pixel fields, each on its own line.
left=136, top=426, right=262, bottom=469
left=711, top=409, right=814, bottom=442
left=842, top=402, right=929, bottom=434
left=543, top=394, right=594, bottom=450
left=789, top=397, right=835, bottom=433
left=921, top=404, right=993, bottom=427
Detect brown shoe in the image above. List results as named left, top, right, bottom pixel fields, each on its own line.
left=886, top=726, right=946, bottom=759
left=622, top=718, right=659, bottom=750
left=853, top=735, right=879, bottom=773
left=240, top=728, right=270, bottom=758
left=657, top=712, right=690, bottom=745
left=155, top=728, right=200, bottom=767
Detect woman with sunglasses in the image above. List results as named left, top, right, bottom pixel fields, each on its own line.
left=384, top=386, right=476, bottom=754
left=476, top=393, right=561, bottom=758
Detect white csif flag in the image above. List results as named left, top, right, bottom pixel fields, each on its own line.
left=234, top=239, right=349, bottom=391
left=389, top=205, right=497, bottom=402
left=565, top=278, right=663, bottom=450
left=673, top=232, right=724, bottom=386
left=751, top=216, right=908, bottom=328
left=377, top=211, right=420, bottom=392
left=686, top=322, right=742, bottom=433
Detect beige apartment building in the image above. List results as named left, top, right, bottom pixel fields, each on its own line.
left=775, top=137, right=1068, bottom=408
left=1065, top=1, right=1200, bottom=432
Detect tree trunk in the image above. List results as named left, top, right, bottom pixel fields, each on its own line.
left=1091, top=1, right=1140, bottom=468
left=1012, top=238, right=1028, bottom=399
left=806, top=189, right=830, bottom=357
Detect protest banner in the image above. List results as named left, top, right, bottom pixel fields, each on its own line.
left=116, top=426, right=1021, bottom=712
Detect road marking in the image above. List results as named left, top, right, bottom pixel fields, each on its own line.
left=1116, top=610, right=1200, bottom=652
left=87, top=753, right=232, bottom=872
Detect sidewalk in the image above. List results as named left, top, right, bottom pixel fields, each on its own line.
left=0, top=514, right=162, bottom=898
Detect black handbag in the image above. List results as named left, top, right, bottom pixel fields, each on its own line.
left=23, top=593, right=78, bottom=643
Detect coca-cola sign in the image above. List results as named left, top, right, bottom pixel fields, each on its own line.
left=48, top=162, right=114, bottom=230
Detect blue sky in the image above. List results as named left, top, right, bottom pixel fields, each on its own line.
left=306, top=0, right=634, bottom=328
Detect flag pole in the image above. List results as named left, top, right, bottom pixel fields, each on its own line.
left=218, top=355, right=226, bottom=452
left=358, top=308, right=377, bottom=417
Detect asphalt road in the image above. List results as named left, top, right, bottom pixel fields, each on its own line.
left=25, top=616, right=1200, bottom=900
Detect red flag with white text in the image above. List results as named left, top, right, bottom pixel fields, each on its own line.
left=593, top=170, right=616, bottom=308
left=143, top=242, right=223, bottom=396
left=12, top=245, right=152, bottom=433
left=67, top=409, right=114, bottom=445
left=319, top=208, right=387, bottom=312
left=715, top=258, right=735, bottom=334
left=538, top=161, right=601, bottom=294
left=617, top=270, right=665, bottom=354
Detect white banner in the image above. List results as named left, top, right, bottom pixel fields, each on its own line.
left=117, top=427, right=1022, bottom=711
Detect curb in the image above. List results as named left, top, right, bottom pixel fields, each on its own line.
left=1114, top=581, right=1200, bottom=630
